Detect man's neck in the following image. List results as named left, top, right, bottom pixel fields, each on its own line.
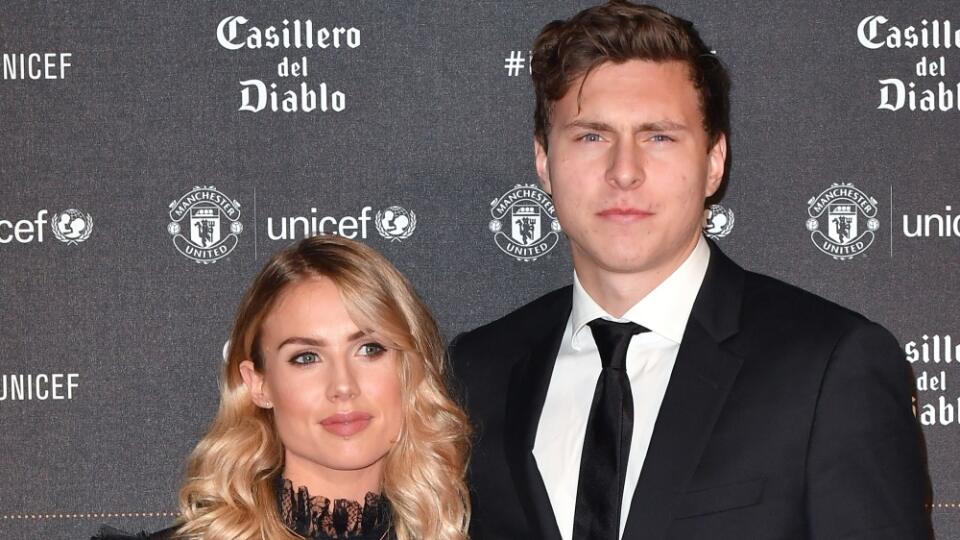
left=574, top=234, right=701, bottom=318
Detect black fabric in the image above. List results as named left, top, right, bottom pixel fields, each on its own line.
left=573, top=319, right=646, bottom=540
left=90, top=525, right=175, bottom=540
left=90, top=478, right=393, bottom=540
left=277, top=477, right=392, bottom=540
left=450, top=240, right=932, bottom=540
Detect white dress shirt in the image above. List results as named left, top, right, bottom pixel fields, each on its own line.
left=532, top=235, right=711, bottom=539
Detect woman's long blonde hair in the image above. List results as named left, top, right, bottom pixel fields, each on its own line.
left=176, top=235, right=471, bottom=540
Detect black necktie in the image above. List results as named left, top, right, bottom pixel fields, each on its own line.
left=573, top=319, right=647, bottom=540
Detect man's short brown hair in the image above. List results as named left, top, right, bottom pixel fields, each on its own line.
left=531, top=1, right=730, bottom=151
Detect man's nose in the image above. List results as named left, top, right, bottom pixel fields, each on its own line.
left=607, top=139, right=644, bottom=189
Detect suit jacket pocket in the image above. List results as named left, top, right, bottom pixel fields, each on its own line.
left=675, top=478, right=764, bottom=519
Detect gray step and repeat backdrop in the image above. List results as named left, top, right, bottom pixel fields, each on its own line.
left=2, top=1, right=958, bottom=538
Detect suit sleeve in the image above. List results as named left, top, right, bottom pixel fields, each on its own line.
left=805, top=321, right=933, bottom=539
left=446, top=332, right=468, bottom=409
left=446, top=332, right=490, bottom=539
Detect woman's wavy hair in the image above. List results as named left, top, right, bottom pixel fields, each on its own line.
left=176, top=235, right=471, bottom=540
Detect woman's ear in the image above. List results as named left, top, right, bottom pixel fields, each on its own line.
left=239, top=360, right=273, bottom=408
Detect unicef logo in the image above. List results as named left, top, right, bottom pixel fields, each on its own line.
left=703, top=204, right=734, bottom=240
left=167, top=186, right=242, bottom=264
left=806, top=183, right=879, bottom=260
left=51, top=209, right=93, bottom=245
left=376, top=206, right=416, bottom=242
left=488, top=184, right=561, bottom=262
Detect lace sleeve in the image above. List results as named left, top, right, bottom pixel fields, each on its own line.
left=90, top=525, right=150, bottom=540
left=91, top=525, right=177, bottom=540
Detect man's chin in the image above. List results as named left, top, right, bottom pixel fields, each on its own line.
left=581, top=253, right=660, bottom=276
left=577, top=242, right=699, bottom=277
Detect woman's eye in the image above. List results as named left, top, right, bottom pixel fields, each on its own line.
left=358, top=342, right=387, bottom=357
left=290, top=352, right=319, bottom=365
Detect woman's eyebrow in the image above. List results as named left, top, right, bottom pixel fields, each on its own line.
left=276, top=331, right=368, bottom=351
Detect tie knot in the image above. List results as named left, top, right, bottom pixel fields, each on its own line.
left=587, top=319, right=647, bottom=370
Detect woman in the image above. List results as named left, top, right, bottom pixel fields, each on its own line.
left=94, top=236, right=471, bottom=540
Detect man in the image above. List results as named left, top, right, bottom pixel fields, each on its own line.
left=450, top=2, right=931, bottom=539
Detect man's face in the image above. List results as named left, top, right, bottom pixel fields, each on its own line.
left=535, top=59, right=726, bottom=281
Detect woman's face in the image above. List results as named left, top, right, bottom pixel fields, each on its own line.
left=240, top=276, right=403, bottom=485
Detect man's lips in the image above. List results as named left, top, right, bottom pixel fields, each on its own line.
left=597, top=208, right=654, bottom=221
left=320, top=411, right=373, bottom=437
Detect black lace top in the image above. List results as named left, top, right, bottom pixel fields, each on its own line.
left=91, top=477, right=393, bottom=540
left=277, top=477, right=393, bottom=540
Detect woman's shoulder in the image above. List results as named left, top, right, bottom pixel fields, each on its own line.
left=91, top=525, right=179, bottom=540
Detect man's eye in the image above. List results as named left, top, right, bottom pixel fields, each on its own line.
left=650, top=134, right=674, bottom=143
left=358, top=342, right=387, bottom=357
left=290, top=352, right=319, bottom=365
left=579, top=133, right=603, bottom=143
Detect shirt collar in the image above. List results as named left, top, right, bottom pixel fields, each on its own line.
left=570, top=235, right=711, bottom=348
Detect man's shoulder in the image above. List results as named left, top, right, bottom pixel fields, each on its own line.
left=735, top=267, right=894, bottom=351
left=741, top=269, right=865, bottom=324
left=704, top=244, right=877, bottom=339
left=451, top=285, right=572, bottom=356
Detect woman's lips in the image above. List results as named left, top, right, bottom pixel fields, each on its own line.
left=320, top=411, right=373, bottom=437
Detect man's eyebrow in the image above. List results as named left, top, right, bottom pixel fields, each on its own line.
left=563, top=120, right=615, bottom=131
left=562, top=120, right=689, bottom=132
left=276, top=331, right=367, bottom=351
left=636, top=120, right=688, bottom=132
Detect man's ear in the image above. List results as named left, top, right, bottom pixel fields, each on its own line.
left=705, top=134, right=727, bottom=198
left=534, top=138, right=552, bottom=195
left=239, top=360, right=273, bottom=408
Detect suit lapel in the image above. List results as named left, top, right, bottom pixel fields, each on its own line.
left=622, top=242, right=747, bottom=539
left=503, top=296, right=570, bottom=540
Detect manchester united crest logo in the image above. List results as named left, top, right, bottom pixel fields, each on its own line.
left=805, top=183, right=879, bottom=260
left=167, top=186, right=242, bottom=264
left=488, top=184, right=560, bottom=262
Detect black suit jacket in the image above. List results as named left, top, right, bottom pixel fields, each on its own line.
left=450, top=242, right=932, bottom=540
